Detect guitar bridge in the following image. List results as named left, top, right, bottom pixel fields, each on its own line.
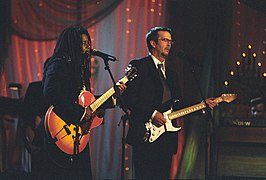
left=144, top=121, right=152, bottom=142
left=143, top=131, right=150, bottom=142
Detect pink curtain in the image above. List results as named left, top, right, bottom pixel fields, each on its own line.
left=11, top=0, right=122, bottom=40
left=1, top=0, right=183, bottom=179
left=3, top=0, right=266, bottom=178
left=229, top=0, right=266, bottom=79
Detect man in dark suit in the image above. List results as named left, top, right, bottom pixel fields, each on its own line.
left=122, top=27, right=217, bottom=180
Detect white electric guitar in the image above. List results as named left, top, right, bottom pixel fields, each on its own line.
left=144, top=94, right=237, bottom=143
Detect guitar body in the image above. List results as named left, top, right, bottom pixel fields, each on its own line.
left=145, top=94, right=237, bottom=143
left=78, top=90, right=103, bottom=129
left=44, top=67, right=137, bottom=157
left=145, top=109, right=182, bottom=143
left=44, top=90, right=103, bottom=155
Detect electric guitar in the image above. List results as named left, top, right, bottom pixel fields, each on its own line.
left=44, top=67, right=137, bottom=155
left=144, top=94, right=237, bottom=143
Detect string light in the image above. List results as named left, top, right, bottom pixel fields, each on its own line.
left=224, top=81, right=228, bottom=86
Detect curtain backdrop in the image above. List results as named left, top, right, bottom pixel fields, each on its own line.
left=167, top=0, right=266, bottom=179
left=229, top=0, right=266, bottom=82
left=167, top=0, right=232, bottom=179
left=1, top=0, right=266, bottom=179
left=11, top=0, right=123, bottom=40
left=1, top=0, right=171, bottom=179
left=87, top=0, right=168, bottom=178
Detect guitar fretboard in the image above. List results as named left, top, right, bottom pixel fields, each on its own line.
left=168, top=97, right=222, bottom=120
left=90, top=76, right=128, bottom=112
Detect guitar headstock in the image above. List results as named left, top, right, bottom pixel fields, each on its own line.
left=125, top=64, right=137, bottom=81
left=221, top=93, right=237, bottom=103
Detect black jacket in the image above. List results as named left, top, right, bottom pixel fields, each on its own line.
left=122, top=55, right=181, bottom=154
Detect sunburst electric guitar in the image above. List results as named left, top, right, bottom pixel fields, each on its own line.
left=44, top=67, right=137, bottom=155
left=145, top=94, right=237, bottom=143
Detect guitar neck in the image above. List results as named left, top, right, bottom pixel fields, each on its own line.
left=167, top=97, right=222, bottom=120
left=90, top=76, right=128, bottom=112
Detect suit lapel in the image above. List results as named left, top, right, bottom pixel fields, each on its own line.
left=146, top=56, right=162, bottom=83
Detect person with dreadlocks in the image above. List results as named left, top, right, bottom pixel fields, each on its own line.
left=34, top=26, right=126, bottom=179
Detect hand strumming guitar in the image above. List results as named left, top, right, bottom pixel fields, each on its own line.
left=152, top=111, right=166, bottom=127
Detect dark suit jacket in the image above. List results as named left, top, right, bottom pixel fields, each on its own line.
left=22, top=81, right=49, bottom=129
left=122, top=55, right=181, bottom=154
left=43, top=56, right=115, bottom=125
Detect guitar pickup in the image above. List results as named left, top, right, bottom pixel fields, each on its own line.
left=63, top=125, right=71, bottom=135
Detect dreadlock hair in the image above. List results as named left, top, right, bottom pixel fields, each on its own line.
left=51, top=26, right=92, bottom=89
left=53, top=26, right=91, bottom=68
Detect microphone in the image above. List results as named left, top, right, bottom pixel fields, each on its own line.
left=91, top=49, right=117, bottom=61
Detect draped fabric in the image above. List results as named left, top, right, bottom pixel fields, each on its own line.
left=11, top=0, right=123, bottom=40
left=167, top=0, right=266, bottom=179
left=167, top=1, right=230, bottom=178
left=1, top=0, right=171, bottom=179
left=0, top=1, right=11, bottom=76
left=2, top=0, right=266, bottom=179
left=229, top=0, right=266, bottom=75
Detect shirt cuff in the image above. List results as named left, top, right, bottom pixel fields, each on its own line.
left=150, top=110, right=158, bottom=122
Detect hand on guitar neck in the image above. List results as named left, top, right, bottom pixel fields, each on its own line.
left=204, top=98, right=218, bottom=109
left=81, top=81, right=127, bottom=134
left=116, top=81, right=127, bottom=94
left=151, top=98, right=219, bottom=128
left=82, top=81, right=126, bottom=122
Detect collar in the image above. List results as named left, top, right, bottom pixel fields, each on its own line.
left=149, top=53, right=165, bottom=68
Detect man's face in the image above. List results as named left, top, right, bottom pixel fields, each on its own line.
left=81, top=34, right=91, bottom=54
left=151, top=31, right=173, bottom=60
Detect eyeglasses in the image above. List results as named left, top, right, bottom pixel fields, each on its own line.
left=157, top=38, right=174, bottom=45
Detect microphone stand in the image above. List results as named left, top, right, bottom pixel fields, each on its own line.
left=183, top=55, right=214, bottom=180
left=101, top=57, right=130, bottom=180
left=71, top=124, right=80, bottom=165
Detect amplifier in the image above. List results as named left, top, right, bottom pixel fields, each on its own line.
left=222, top=117, right=266, bottom=127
